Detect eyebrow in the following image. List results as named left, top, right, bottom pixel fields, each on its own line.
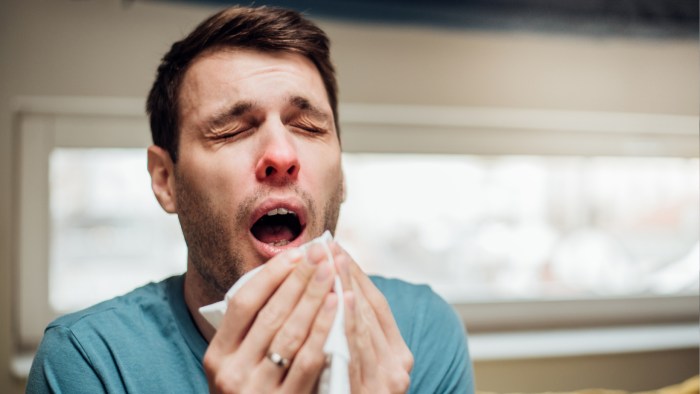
left=289, top=95, right=330, bottom=122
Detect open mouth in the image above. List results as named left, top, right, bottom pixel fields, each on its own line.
left=250, top=207, right=304, bottom=247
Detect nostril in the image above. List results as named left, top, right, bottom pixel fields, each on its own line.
left=258, top=160, right=299, bottom=181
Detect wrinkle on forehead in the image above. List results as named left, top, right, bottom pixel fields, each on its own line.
left=178, top=48, right=329, bottom=135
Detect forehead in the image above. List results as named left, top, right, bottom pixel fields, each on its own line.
left=178, top=48, right=330, bottom=125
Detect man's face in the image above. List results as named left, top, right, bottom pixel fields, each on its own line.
left=174, top=48, right=343, bottom=296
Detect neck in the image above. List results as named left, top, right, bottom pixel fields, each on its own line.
left=183, top=260, right=221, bottom=342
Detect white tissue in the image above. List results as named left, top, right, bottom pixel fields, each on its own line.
left=199, top=231, right=350, bottom=394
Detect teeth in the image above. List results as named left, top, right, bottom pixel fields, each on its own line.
left=265, top=208, right=296, bottom=216
left=269, top=240, right=290, bottom=247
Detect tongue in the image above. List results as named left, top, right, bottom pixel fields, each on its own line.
left=252, top=223, right=295, bottom=244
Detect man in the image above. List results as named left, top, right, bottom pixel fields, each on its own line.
left=28, top=6, right=474, bottom=393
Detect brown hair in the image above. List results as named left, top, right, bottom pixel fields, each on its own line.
left=146, top=6, right=339, bottom=162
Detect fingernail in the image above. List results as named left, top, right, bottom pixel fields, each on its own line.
left=287, top=248, right=303, bottom=264
left=315, top=261, right=331, bottom=281
left=307, top=243, right=325, bottom=265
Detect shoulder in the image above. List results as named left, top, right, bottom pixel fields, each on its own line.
left=28, top=275, right=208, bottom=392
left=28, top=277, right=182, bottom=392
left=369, top=275, right=436, bottom=312
left=40, top=276, right=184, bottom=367
left=368, top=275, right=457, bottom=337
left=38, top=276, right=178, bottom=362
left=48, top=277, right=173, bottom=333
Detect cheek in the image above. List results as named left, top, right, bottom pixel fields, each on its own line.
left=309, top=149, right=343, bottom=194
left=177, top=152, right=251, bottom=209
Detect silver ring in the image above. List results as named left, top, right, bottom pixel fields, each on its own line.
left=266, top=351, right=291, bottom=369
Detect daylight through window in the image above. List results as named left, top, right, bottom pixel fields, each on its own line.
left=49, top=149, right=699, bottom=312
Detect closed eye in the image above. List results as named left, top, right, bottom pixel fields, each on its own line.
left=215, top=127, right=253, bottom=141
left=299, top=126, right=326, bottom=134
left=291, top=123, right=327, bottom=135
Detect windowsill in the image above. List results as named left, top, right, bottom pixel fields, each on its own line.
left=468, top=323, right=699, bottom=361
left=11, top=323, right=698, bottom=378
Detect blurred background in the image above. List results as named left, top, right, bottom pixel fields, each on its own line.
left=1, top=0, right=698, bottom=392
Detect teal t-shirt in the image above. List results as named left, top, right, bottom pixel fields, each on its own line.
left=27, top=274, right=474, bottom=393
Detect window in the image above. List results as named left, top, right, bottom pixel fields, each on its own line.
left=338, top=154, right=699, bottom=301
left=49, top=149, right=186, bottom=313
left=14, top=97, right=699, bottom=347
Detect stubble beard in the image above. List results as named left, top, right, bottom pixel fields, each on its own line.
left=174, top=172, right=344, bottom=300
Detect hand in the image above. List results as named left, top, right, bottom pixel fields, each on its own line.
left=332, top=243, right=414, bottom=394
left=203, top=244, right=339, bottom=393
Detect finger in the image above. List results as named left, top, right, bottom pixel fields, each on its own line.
left=258, top=256, right=336, bottom=388
left=351, top=276, right=413, bottom=392
left=281, top=293, right=339, bottom=394
left=236, top=243, right=328, bottom=363
left=344, top=281, right=381, bottom=390
left=343, top=291, right=363, bottom=391
left=336, top=245, right=413, bottom=372
left=332, top=250, right=351, bottom=294
left=210, top=247, right=304, bottom=356
left=353, top=278, right=394, bottom=365
left=345, top=252, right=412, bottom=370
left=350, top=277, right=381, bottom=386
left=332, top=243, right=402, bottom=340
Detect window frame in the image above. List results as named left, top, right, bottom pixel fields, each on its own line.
left=13, top=96, right=700, bottom=348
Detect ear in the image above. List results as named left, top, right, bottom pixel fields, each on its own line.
left=147, top=145, right=177, bottom=213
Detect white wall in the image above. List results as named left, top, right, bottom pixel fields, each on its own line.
left=325, top=21, right=698, bottom=115
left=1, top=1, right=697, bottom=393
